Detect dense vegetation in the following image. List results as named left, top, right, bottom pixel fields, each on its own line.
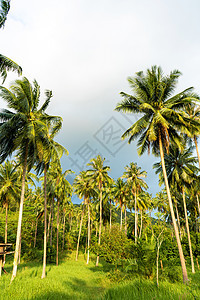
left=1, top=0, right=200, bottom=298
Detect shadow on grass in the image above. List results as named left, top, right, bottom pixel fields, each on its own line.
left=89, top=257, right=113, bottom=273
left=32, top=278, right=106, bottom=300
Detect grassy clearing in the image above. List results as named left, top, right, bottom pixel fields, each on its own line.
left=0, top=253, right=200, bottom=299
left=0, top=253, right=112, bottom=300
left=103, top=278, right=200, bottom=300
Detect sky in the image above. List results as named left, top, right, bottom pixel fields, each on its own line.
left=1, top=0, right=200, bottom=202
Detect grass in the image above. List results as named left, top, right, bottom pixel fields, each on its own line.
left=0, top=253, right=112, bottom=300
left=0, top=253, right=200, bottom=299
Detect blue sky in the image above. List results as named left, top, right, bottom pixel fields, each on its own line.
left=1, top=0, right=200, bottom=202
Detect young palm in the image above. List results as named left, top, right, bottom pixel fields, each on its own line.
left=0, top=77, right=53, bottom=282
left=115, top=66, right=198, bottom=283
left=122, top=162, right=148, bottom=243
left=87, top=155, right=111, bottom=266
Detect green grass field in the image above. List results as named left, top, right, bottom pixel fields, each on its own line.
left=0, top=254, right=200, bottom=299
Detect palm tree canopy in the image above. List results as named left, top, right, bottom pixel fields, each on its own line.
left=0, top=160, right=20, bottom=206
left=0, top=77, right=52, bottom=169
left=0, top=0, right=10, bottom=28
left=153, top=144, right=198, bottom=187
left=122, top=162, right=148, bottom=193
left=73, top=171, right=97, bottom=204
left=87, top=155, right=111, bottom=189
left=115, top=66, right=200, bottom=156
left=0, top=54, right=22, bottom=83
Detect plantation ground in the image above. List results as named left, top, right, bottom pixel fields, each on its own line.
left=0, top=253, right=200, bottom=299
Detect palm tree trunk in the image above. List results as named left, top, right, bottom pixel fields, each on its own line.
left=34, top=214, right=38, bottom=248
left=50, top=198, right=54, bottom=247
left=197, top=195, right=200, bottom=218
left=41, top=164, right=47, bottom=278
left=109, top=199, right=112, bottom=232
left=159, top=135, right=188, bottom=283
left=86, top=200, right=90, bottom=264
left=11, top=143, right=28, bottom=283
left=120, top=204, right=123, bottom=231
left=62, top=210, right=66, bottom=251
left=3, top=202, right=8, bottom=266
left=125, top=204, right=127, bottom=235
left=47, top=200, right=52, bottom=244
left=56, top=198, right=60, bottom=266
left=96, top=180, right=102, bottom=266
left=194, top=135, right=200, bottom=168
left=134, top=191, right=137, bottom=244
left=139, top=210, right=142, bottom=239
left=182, top=187, right=195, bottom=273
left=76, top=207, right=84, bottom=261
left=175, top=201, right=181, bottom=239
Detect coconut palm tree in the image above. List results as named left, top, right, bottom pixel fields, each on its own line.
left=0, top=0, right=10, bottom=28
left=34, top=113, right=68, bottom=279
left=0, top=1, right=22, bottom=82
left=0, top=77, right=54, bottom=282
left=73, top=171, right=96, bottom=264
left=87, top=155, right=111, bottom=266
left=115, top=66, right=199, bottom=283
left=0, top=160, right=20, bottom=264
left=154, top=144, right=199, bottom=273
left=48, top=163, right=72, bottom=266
left=183, top=102, right=200, bottom=168
left=122, top=162, right=148, bottom=243
left=113, top=178, right=128, bottom=231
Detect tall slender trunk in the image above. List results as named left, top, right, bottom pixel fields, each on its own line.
left=120, top=203, right=123, bottom=231
left=134, top=191, right=137, bottom=244
left=96, top=180, right=102, bottom=266
left=11, top=143, right=28, bottom=283
left=139, top=210, right=142, bottom=239
left=109, top=199, right=112, bottom=232
left=194, top=135, right=200, bottom=168
left=197, top=195, right=200, bottom=218
left=34, top=214, right=38, bottom=248
left=3, top=202, right=8, bottom=266
left=182, top=187, right=195, bottom=273
left=124, top=204, right=127, bottom=235
left=62, top=209, right=66, bottom=251
left=47, top=200, right=52, bottom=244
left=175, top=201, right=181, bottom=239
left=159, top=135, right=188, bottom=283
left=50, top=198, right=54, bottom=247
left=86, top=200, right=90, bottom=264
left=18, top=232, right=21, bottom=265
left=41, top=164, right=47, bottom=278
left=76, top=206, right=84, bottom=261
left=56, top=198, right=60, bottom=266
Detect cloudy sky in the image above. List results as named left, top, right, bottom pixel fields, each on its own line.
left=1, top=0, right=200, bottom=201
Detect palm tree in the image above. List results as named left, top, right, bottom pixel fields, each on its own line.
left=113, top=178, right=128, bottom=231
left=0, top=0, right=10, bottom=28
left=0, top=1, right=22, bottom=82
left=154, top=144, right=199, bottom=273
left=183, top=102, right=200, bottom=168
left=35, top=113, right=68, bottom=279
left=0, top=77, right=54, bottom=282
left=73, top=171, right=96, bottom=264
left=87, top=155, right=111, bottom=266
left=122, top=162, right=148, bottom=243
left=0, top=160, right=20, bottom=264
left=115, top=66, right=199, bottom=283
left=48, top=163, right=72, bottom=266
